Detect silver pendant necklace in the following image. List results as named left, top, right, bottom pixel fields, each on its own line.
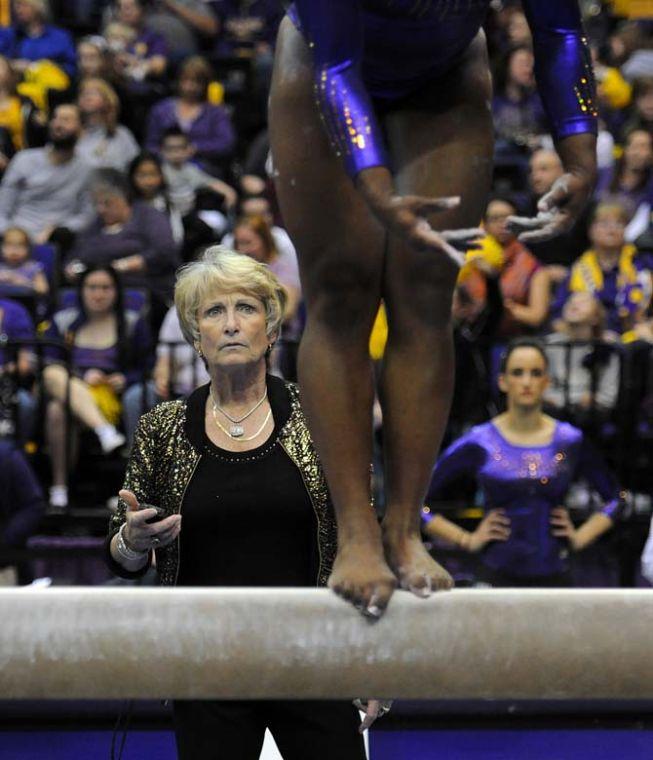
left=210, top=386, right=268, bottom=438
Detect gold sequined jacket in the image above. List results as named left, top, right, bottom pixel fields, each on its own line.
left=106, top=376, right=337, bottom=587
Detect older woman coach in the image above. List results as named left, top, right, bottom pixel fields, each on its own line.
left=106, top=247, right=384, bottom=759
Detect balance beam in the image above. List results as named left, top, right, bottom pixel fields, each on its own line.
left=1, top=588, right=652, bottom=700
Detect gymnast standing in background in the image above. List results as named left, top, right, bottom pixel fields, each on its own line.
left=423, top=338, right=621, bottom=588
left=269, top=1, right=599, bottom=615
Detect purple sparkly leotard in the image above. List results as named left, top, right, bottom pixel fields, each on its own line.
left=425, top=420, right=620, bottom=578
left=289, top=0, right=597, bottom=177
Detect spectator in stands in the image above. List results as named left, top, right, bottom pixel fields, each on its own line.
left=145, top=56, right=236, bottom=176
left=460, top=197, right=550, bottom=339
left=159, top=127, right=237, bottom=220
left=0, top=0, right=76, bottom=77
left=0, top=103, right=94, bottom=245
left=492, top=45, right=547, bottom=157
left=233, top=214, right=301, bottom=329
left=77, top=36, right=113, bottom=80
left=423, top=338, right=621, bottom=587
left=212, top=0, right=283, bottom=123
left=223, top=192, right=298, bottom=265
left=42, top=265, right=153, bottom=508
left=145, top=0, right=218, bottom=60
left=65, top=168, right=180, bottom=330
left=525, top=148, right=593, bottom=275
left=596, top=128, right=653, bottom=228
left=128, top=151, right=184, bottom=244
left=622, top=76, right=653, bottom=137
left=76, top=77, right=139, bottom=171
left=0, top=297, right=37, bottom=443
left=0, top=226, right=48, bottom=298
left=544, top=292, right=620, bottom=417
left=133, top=138, right=224, bottom=259
left=212, top=0, right=283, bottom=59
left=0, top=441, right=45, bottom=585
left=552, top=201, right=653, bottom=334
left=110, top=0, right=168, bottom=81
left=153, top=304, right=209, bottom=400
left=104, top=0, right=168, bottom=139
left=0, top=55, right=41, bottom=161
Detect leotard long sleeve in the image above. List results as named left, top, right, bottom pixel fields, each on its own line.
left=424, top=420, right=620, bottom=577
left=290, top=0, right=597, bottom=178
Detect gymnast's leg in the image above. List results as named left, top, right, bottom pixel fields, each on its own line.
left=270, top=18, right=397, bottom=613
left=379, top=32, right=495, bottom=593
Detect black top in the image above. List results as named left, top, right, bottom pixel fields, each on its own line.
left=177, top=380, right=319, bottom=587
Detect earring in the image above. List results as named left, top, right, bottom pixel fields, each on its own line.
left=196, top=345, right=204, bottom=358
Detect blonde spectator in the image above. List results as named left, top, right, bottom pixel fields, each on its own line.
left=76, top=77, right=139, bottom=170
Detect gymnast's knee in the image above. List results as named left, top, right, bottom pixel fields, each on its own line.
left=303, top=259, right=380, bottom=338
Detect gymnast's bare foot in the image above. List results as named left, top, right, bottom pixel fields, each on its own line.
left=328, top=535, right=397, bottom=620
left=383, top=526, right=453, bottom=597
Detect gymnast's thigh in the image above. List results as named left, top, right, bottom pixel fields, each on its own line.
left=269, top=17, right=386, bottom=305
left=267, top=699, right=366, bottom=760
left=381, top=31, right=495, bottom=315
left=172, top=699, right=266, bottom=760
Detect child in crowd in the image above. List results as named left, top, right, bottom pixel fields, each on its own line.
left=129, top=151, right=184, bottom=244
left=160, top=127, right=237, bottom=236
left=0, top=227, right=48, bottom=298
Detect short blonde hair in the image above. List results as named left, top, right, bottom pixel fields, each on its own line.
left=175, top=246, right=287, bottom=346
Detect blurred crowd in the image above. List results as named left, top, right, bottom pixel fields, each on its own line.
left=0, top=0, right=651, bottom=584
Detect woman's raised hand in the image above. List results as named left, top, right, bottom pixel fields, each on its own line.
left=119, top=489, right=182, bottom=551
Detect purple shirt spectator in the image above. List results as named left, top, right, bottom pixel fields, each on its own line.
left=211, top=0, right=283, bottom=56
left=145, top=97, right=236, bottom=172
left=68, top=201, right=180, bottom=304
left=43, top=306, right=153, bottom=386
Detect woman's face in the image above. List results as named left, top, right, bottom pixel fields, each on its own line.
left=82, top=270, right=117, bottom=314
left=234, top=225, right=268, bottom=263
left=132, top=160, right=163, bottom=198
left=589, top=209, right=626, bottom=251
left=484, top=200, right=516, bottom=246
left=178, top=74, right=205, bottom=102
left=562, top=292, right=600, bottom=327
left=196, top=290, right=270, bottom=372
left=117, top=0, right=142, bottom=28
left=2, top=229, right=29, bottom=266
left=93, top=190, right=131, bottom=226
left=78, top=84, right=105, bottom=117
left=78, top=43, right=103, bottom=77
left=498, top=347, right=549, bottom=408
left=624, top=130, right=653, bottom=171
left=636, top=91, right=653, bottom=121
left=508, top=49, right=534, bottom=89
left=13, top=0, right=38, bottom=26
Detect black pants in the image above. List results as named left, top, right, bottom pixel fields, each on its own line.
left=172, top=699, right=366, bottom=760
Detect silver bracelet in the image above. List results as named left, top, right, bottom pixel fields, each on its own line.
left=115, top=523, right=149, bottom=562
